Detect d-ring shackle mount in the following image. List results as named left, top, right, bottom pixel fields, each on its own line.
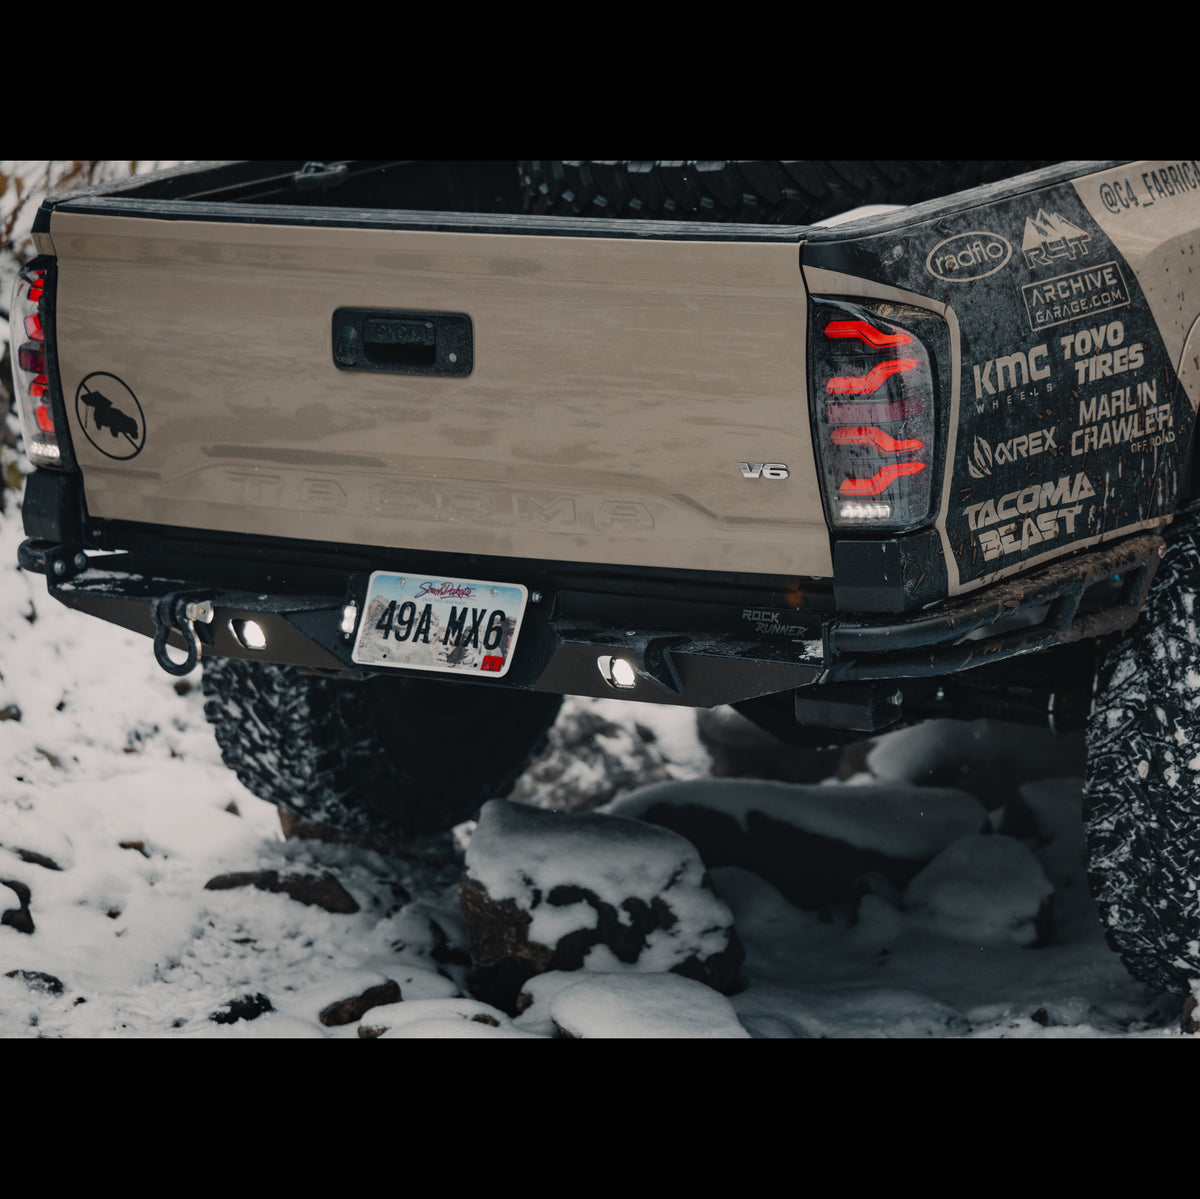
left=150, top=591, right=214, bottom=676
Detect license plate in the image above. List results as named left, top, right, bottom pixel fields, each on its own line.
left=351, top=571, right=527, bottom=678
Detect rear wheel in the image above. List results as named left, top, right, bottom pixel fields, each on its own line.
left=1084, top=501, right=1200, bottom=994
left=202, top=659, right=562, bottom=844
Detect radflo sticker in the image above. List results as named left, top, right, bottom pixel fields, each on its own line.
left=75, top=372, right=145, bottom=460
left=925, top=231, right=1012, bottom=282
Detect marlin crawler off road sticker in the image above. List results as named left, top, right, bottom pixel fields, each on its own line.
left=805, top=161, right=1195, bottom=590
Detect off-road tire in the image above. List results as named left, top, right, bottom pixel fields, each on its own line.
left=202, top=659, right=562, bottom=843
left=518, top=161, right=1060, bottom=227
left=1084, top=500, right=1200, bottom=994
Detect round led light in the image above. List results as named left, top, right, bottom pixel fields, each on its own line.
left=232, top=619, right=267, bottom=651
left=597, top=655, right=637, bottom=689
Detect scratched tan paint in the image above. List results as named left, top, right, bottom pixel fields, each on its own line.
left=48, top=212, right=833, bottom=578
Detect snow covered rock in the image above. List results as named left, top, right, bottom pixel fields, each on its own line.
left=861, top=719, right=1086, bottom=810
left=509, top=700, right=675, bottom=812
left=695, top=705, right=844, bottom=783
left=204, top=869, right=360, bottom=914
left=902, top=834, right=1055, bottom=947
left=319, top=978, right=403, bottom=1026
left=363, top=997, right=539, bottom=1038
left=524, top=971, right=751, bottom=1039
left=209, top=993, right=274, bottom=1024
left=610, top=777, right=988, bottom=911
left=5, top=968, right=63, bottom=995
left=460, top=800, right=743, bottom=1013
left=1, top=878, right=34, bottom=933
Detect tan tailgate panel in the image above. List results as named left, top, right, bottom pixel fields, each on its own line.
left=49, top=213, right=831, bottom=578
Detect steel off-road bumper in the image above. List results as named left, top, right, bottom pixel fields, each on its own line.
left=18, top=527, right=1163, bottom=712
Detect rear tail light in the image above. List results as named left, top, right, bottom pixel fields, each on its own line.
left=809, top=297, right=943, bottom=531
left=9, top=264, right=61, bottom=468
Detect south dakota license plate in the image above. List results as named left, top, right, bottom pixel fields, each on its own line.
left=351, top=572, right=527, bottom=678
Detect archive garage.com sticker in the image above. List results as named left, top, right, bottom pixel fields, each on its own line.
left=75, top=372, right=145, bottom=460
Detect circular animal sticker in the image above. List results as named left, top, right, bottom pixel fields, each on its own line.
left=75, top=372, right=145, bottom=460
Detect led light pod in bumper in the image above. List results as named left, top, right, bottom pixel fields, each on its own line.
left=809, top=298, right=944, bottom=532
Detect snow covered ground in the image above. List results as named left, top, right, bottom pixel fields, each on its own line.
left=0, top=501, right=1189, bottom=1038
left=1, top=160, right=1194, bottom=1038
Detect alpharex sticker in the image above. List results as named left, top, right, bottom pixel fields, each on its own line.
left=967, top=427, right=1059, bottom=479
left=1021, top=260, right=1131, bottom=330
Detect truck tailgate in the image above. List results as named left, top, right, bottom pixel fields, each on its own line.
left=46, top=211, right=832, bottom=578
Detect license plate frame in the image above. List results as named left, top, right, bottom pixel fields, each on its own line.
left=351, top=571, right=528, bottom=678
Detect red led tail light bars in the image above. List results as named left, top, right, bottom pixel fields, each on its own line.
left=9, top=265, right=61, bottom=466
left=808, top=298, right=942, bottom=531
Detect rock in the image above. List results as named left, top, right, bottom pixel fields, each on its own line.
left=1, top=879, right=34, bottom=934
left=460, top=800, right=743, bottom=1014
left=209, top=993, right=274, bottom=1024
left=5, top=969, right=64, bottom=995
left=546, top=972, right=751, bottom=1039
left=902, top=834, right=1055, bottom=947
left=509, top=701, right=674, bottom=812
left=1182, top=994, right=1199, bottom=1035
left=610, top=778, right=988, bottom=911
left=696, top=706, right=845, bottom=783
left=319, top=980, right=403, bottom=1027
left=12, top=848, right=61, bottom=871
left=858, top=719, right=1087, bottom=811
left=204, top=869, right=359, bottom=914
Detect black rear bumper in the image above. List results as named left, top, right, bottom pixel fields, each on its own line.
left=19, top=525, right=1163, bottom=709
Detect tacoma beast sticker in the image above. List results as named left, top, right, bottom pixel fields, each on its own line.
left=803, top=162, right=1194, bottom=591
left=75, top=372, right=145, bottom=460
left=963, top=472, right=1095, bottom=562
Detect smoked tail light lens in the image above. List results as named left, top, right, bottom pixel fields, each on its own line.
left=9, top=264, right=62, bottom=468
left=809, top=298, right=944, bottom=532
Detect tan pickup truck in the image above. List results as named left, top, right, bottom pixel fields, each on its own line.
left=12, top=159, right=1200, bottom=992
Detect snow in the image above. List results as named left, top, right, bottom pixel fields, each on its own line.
left=0, top=491, right=1191, bottom=1037
left=2, top=162, right=1198, bottom=1038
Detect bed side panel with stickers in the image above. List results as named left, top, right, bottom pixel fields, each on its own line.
left=803, top=159, right=1200, bottom=598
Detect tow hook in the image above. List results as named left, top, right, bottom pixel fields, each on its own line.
left=150, top=591, right=214, bottom=676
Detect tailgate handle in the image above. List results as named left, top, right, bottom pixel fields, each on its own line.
left=333, top=308, right=472, bottom=376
